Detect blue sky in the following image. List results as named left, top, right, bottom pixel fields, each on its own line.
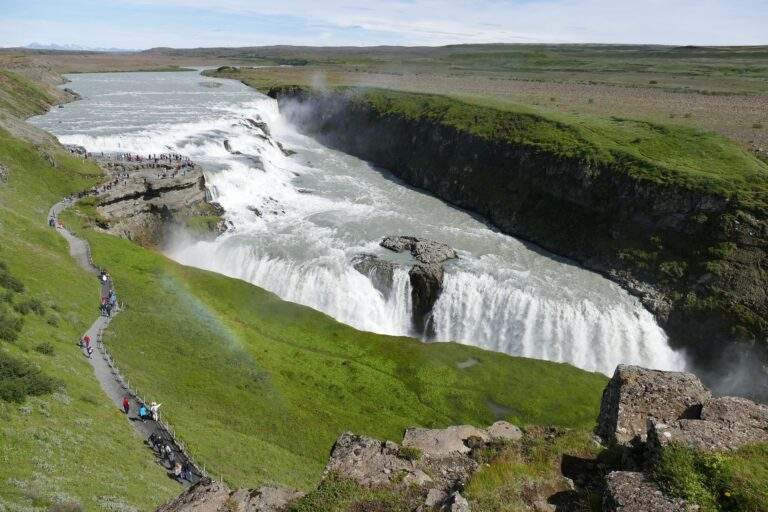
left=1, top=0, right=766, bottom=48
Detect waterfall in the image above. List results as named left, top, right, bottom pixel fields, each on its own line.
left=31, top=71, right=688, bottom=376
left=431, top=270, right=684, bottom=373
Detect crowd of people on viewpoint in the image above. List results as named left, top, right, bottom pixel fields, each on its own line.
left=64, top=147, right=197, bottom=195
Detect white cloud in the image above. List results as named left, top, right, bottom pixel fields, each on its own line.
left=110, top=0, right=768, bottom=45
left=2, top=0, right=766, bottom=48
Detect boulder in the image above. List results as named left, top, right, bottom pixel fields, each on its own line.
left=487, top=421, right=523, bottom=442
left=381, top=235, right=416, bottom=254
left=209, top=201, right=226, bottom=216
left=246, top=118, right=272, bottom=137
left=700, top=396, right=768, bottom=431
left=324, top=432, right=413, bottom=487
left=245, top=486, right=305, bottom=512
left=63, top=87, right=82, bottom=101
left=596, top=365, right=711, bottom=446
left=64, top=144, right=87, bottom=156
left=380, top=235, right=457, bottom=335
left=156, top=479, right=303, bottom=512
left=157, top=479, right=231, bottom=512
left=647, top=416, right=768, bottom=458
left=603, top=471, right=690, bottom=512
left=402, top=425, right=489, bottom=458
left=409, top=263, right=444, bottom=335
left=352, top=254, right=396, bottom=297
left=276, top=141, right=297, bottom=157
left=413, top=239, right=457, bottom=265
left=424, top=488, right=448, bottom=508
left=449, top=492, right=470, bottom=512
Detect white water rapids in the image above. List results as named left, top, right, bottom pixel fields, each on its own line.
left=31, top=70, right=687, bottom=375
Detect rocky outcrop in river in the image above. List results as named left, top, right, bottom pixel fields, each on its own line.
left=353, top=236, right=457, bottom=336
left=381, top=235, right=457, bottom=335
left=267, top=86, right=768, bottom=399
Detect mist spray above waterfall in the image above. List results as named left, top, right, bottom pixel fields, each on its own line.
left=30, top=71, right=687, bottom=376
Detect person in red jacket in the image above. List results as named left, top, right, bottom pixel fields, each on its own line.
left=122, top=396, right=130, bottom=415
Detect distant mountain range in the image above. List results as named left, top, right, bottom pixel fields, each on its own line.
left=25, top=42, right=137, bottom=52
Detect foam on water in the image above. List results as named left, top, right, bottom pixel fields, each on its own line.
left=30, top=70, right=687, bottom=375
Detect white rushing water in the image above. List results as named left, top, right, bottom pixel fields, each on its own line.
left=31, top=70, right=687, bottom=375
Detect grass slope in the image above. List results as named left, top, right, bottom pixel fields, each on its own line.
left=0, top=69, right=57, bottom=118
left=0, top=129, right=179, bottom=510
left=62, top=207, right=606, bottom=490
left=654, top=442, right=768, bottom=512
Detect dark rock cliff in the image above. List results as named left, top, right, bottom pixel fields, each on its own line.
left=267, top=87, right=768, bottom=398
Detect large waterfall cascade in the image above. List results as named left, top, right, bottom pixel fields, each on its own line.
left=30, top=70, right=687, bottom=375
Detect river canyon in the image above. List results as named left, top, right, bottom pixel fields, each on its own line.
left=30, top=70, right=686, bottom=376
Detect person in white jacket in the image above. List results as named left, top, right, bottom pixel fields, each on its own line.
left=150, top=402, right=162, bottom=421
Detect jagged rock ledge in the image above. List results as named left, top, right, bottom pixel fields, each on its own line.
left=66, top=147, right=228, bottom=246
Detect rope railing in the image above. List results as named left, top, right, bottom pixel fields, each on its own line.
left=94, top=318, right=208, bottom=480
left=55, top=190, right=210, bottom=484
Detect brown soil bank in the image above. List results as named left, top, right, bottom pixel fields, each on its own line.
left=266, top=85, right=768, bottom=399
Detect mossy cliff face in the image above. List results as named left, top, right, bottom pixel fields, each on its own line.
left=267, top=86, right=768, bottom=396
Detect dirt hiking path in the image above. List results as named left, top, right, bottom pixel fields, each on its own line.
left=49, top=197, right=203, bottom=488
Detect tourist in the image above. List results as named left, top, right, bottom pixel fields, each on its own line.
left=149, top=432, right=163, bottom=452
left=173, top=462, right=183, bottom=481
left=122, top=395, right=130, bottom=415
left=180, top=462, right=190, bottom=481
left=150, top=402, right=162, bottom=421
left=165, top=445, right=174, bottom=465
left=138, top=403, right=149, bottom=421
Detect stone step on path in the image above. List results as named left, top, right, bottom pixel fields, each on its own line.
left=49, top=196, right=203, bottom=488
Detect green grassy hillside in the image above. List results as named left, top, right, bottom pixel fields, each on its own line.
left=0, top=69, right=58, bottom=118
left=0, top=128, right=180, bottom=510
left=60, top=208, right=607, bottom=489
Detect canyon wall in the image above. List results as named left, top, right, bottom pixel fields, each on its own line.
left=267, top=86, right=768, bottom=396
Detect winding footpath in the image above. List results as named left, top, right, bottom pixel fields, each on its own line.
left=49, top=196, right=203, bottom=488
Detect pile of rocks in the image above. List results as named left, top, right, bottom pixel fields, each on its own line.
left=325, top=421, right=521, bottom=511
left=597, top=365, right=768, bottom=511
left=159, top=421, right=521, bottom=512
